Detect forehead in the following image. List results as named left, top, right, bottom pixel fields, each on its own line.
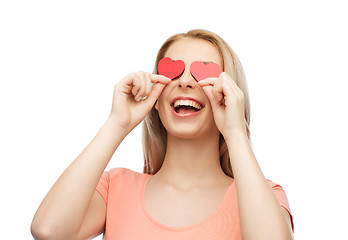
left=164, top=38, right=222, bottom=66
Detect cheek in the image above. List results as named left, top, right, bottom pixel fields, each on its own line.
left=155, top=84, right=173, bottom=111
left=155, top=97, right=168, bottom=120
left=156, top=95, right=166, bottom=113
left=158, top=100, right=170, bottom=120
left=156, top=102, right=171, bottom=132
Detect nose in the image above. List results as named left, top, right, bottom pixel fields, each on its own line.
left=177, top=68, right=195, bottom=89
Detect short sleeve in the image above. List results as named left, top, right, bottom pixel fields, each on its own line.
left=96, top=171, right=110, bottom=204
left=267, top=180, right=294, bottom=232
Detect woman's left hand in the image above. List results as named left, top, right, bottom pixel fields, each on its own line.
left=198, top=72, right=247, bottom=141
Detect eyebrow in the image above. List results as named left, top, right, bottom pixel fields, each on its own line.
left=162, top=58, right=215, bottom=65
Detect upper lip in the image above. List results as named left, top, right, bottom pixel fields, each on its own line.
left=170, top=96, right=205, bottom=108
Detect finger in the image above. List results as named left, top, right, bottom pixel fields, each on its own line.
left=143, top=72, right=152, bottom=100
left=201, top=85, right=214, bottom=101
left=219, top=72, right=241, bottom=96
left=134, top=72, right=146, bottom=101
left=130, top=73, right=141, bottom=97
left=202, top=85, right=220, bottom=109
left=226, top=75, right=244, bottom=99
left=197, top=77, right=217, bottom=87
left=151, top=74, right=171, bottom=84
left=213, top=80, right=224, bottom=104
left=145, top=83, right=166, bottom=105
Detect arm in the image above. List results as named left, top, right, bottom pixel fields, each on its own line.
left=31, top=72, right=170, bottom=240
left=199, top=73, right=293, bottom=240
left=226, top=130, right=294, bottom=240
left=31, top=118, right=127, bottom=239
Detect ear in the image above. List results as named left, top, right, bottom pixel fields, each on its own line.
left=155, top=100, right=159, bottom=110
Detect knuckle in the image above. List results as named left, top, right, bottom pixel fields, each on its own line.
left=237, top=89, right=245, bottom=98
left=134, top=71, right=143, bottom=80
left=130, top=72, right=137, bottom=79
left=237, top=93, right=244, bottom=102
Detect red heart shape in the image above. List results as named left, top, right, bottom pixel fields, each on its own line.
left=190, top=61, right=222, bottom=81
left=158, top=57, right=185, bottom=80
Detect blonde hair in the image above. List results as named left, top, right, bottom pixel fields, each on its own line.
left=142, top=29, right=251, bottom=178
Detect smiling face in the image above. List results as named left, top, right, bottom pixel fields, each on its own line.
left=155, top=37, right=223, bottom=139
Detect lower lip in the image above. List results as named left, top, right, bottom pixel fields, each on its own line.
left=171, top=107, right=203, bottom=118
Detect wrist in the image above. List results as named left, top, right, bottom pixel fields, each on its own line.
left=223, top=128, right=249, bottom=145
left=103, top=116, right=130, bottom=140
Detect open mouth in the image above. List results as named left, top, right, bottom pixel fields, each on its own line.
left=170, top=99, right=204, bottom=115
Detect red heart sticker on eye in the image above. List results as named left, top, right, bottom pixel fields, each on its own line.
left=190, top=61, right=222, bottom=81
left=158, top=57, right=185, bottom=80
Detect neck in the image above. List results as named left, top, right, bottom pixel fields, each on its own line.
left=156, top=132, right=229, bottom=189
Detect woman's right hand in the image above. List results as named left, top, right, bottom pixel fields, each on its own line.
left=109, top=71, right=171, bottom=134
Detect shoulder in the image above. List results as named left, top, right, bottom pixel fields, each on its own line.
left=106, top=167, right=151, bottom=184
left=264, top=179, right=291, bottom=210
left=266, top=179, right=294, bottom=233
left=265, top=179, right=285, bottom=190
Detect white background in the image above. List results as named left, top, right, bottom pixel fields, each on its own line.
left=1, top=0, right=347, bottom=239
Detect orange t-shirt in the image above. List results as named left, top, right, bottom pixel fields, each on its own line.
left=96, top=168, right=294, bottom=240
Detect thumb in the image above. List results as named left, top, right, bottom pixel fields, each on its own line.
left=144, top=83, right=166, bottom=106
left=202, top=86, right=220, bottom=110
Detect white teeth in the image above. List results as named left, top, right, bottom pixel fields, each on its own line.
left=173, top=99, right=202, bottom=110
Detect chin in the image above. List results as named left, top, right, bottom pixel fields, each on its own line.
left=157, top=105, right=219, bottom=140
left=169, top=130, right=203, bottom=140
left=165, top=122, right=218, bottom=140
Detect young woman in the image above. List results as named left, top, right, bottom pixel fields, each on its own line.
left=31, top=29, right=294, bottom=240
